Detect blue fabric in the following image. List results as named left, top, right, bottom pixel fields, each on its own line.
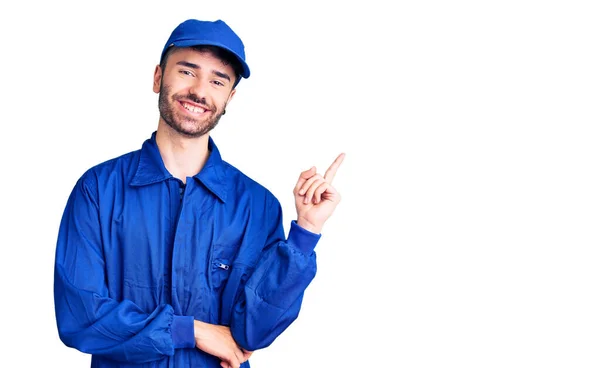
left=54, top=132, right=320, bottom=367
left=160, top=19, right=251, bottom=79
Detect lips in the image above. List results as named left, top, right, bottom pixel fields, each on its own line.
left=180, top=101, right=207, bottom=114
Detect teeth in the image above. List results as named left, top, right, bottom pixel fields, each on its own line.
left=182, top=102, right=205, bottom=113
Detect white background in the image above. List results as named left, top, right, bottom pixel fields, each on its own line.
left=1, top=0, right=599, bottom=367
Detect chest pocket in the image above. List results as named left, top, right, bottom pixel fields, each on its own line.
left=210, top=229, right=244, bottom=294
left=211, top=258, right=233, bottom=294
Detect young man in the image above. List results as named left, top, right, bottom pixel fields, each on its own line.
left=53, top=18, right=344, bottom=368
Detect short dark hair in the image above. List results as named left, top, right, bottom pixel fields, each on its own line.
left=160, top=45, right=244, bottom=87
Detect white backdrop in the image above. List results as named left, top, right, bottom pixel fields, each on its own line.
left=1, top=0, right=599, bottom=367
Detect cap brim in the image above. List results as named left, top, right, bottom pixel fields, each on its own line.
left=170, top=39, right=250, bottom=78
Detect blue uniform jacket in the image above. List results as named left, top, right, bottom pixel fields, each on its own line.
left=54, top=132, right=320, bottom=367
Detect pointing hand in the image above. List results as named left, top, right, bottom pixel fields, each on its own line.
left=294, top=153, right=345, bottom=233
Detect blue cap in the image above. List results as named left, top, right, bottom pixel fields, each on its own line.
left=160, top=19, right=250, bottom=79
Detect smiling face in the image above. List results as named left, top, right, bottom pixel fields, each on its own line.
left=153, top=47, right=237, bottom=138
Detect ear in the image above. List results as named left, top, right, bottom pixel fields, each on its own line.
left=226, top=88, right=236, bottom=105
left=153, top=65, right=162, bottom=93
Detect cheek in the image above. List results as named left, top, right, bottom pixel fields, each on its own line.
left=164, top=74, right=192, bottom=90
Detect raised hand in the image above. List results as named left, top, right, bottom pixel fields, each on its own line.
left=294, top=153, right=345, bottom=233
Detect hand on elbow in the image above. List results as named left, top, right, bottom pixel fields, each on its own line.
left=194, top=320, right=253, bottom=368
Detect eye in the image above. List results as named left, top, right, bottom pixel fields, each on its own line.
left=213, top=80, right=225, bottom=87
left=179, top=70, right=195, bottom=77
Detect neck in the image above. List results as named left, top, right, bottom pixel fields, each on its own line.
left=155, top=121, right=211, bottom=184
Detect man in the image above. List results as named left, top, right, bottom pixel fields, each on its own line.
left=53, top=18, right=344, bottom=368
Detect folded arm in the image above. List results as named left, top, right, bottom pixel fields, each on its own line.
left=54, top=175, right=195, bottom=363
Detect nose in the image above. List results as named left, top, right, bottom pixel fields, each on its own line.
left=188, top=77, right=209, bottom=103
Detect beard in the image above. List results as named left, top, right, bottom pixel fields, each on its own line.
left=158, top=83, right=226, bottom=138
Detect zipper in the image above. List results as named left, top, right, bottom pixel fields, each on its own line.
left=216, top=262, right=230, bottom=270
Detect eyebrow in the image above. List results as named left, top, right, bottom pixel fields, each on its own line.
left=175, top=61, right=231, bottom=82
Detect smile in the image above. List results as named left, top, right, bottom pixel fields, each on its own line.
left=180, top=101, right=207, bottom=114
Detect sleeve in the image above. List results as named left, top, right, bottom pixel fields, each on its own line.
left=53, top=175, right=195, bottom=363
left=229, top=198, right=321, bottom=351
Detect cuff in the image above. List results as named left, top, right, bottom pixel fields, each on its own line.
left=171, top=315, right=195, bottom=349
left=288, top=220, right=322, bottom=255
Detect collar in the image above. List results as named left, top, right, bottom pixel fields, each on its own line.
left=130, top=132, right=229, bottom=202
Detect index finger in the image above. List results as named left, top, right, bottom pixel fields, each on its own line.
left=324, top=152, right=346, bottom=183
